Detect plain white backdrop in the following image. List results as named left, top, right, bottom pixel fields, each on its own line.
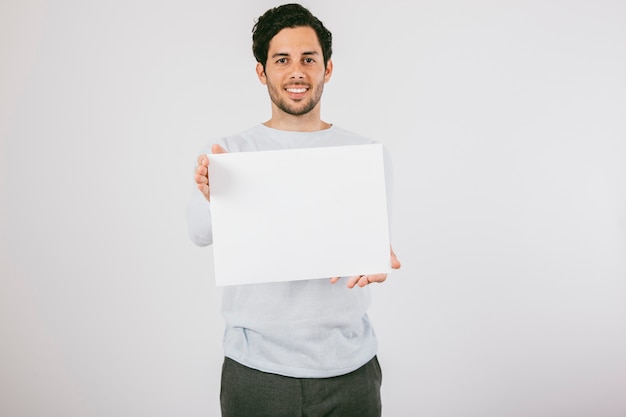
left=1, top=1, right=625, bottom=416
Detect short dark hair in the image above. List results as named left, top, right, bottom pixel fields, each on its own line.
left=252, top=3, right=333, bottom=68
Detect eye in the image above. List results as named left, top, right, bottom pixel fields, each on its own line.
left=276, top=57, right=288, bottom=64
left=304, top=57, right=315, bottom=64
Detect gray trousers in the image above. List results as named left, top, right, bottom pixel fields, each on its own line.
left=220, top=356, right=382, bottom=417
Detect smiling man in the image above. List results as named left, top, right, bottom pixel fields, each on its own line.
left=259, top=25, right=330, bottom=121
left=186, top=4, right=400, bottom=416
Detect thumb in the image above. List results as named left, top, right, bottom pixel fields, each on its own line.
left=212, top=144, right=227, bottom=154
left=390, top=246, right=401, bottom=270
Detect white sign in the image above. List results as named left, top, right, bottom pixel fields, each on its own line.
left=208, top=144, right=391, bottom=286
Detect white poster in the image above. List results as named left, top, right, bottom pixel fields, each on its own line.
left=208, top=144, right=391, bottom=286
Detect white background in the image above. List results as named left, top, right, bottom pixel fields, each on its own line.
left=1, top=1, right=625, bottom=416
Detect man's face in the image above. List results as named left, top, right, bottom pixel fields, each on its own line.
left=257, top=26, right=332, bottom=116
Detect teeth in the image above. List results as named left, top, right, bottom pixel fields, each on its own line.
left=287, top=88, right=307, bottom=93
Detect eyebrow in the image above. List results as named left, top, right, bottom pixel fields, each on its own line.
left=271, top=51, right=320, bottom=59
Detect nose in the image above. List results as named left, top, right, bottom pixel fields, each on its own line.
left=290, top=61, right=305, bottom=79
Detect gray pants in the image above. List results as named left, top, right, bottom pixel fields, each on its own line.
left=220, top=356, right=383, bottom=417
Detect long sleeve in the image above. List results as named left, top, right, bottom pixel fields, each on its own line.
left=185, top=182, right=214, bottom=247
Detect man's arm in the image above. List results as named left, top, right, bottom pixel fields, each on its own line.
left=185, top=144, right=227, bottom=247
left=194, top=144, right=227, bottom=202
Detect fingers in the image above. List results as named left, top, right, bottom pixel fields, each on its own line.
left=194, top=145, right=226, bottom=202
left=194, top=160, right=209, bottom=186
left=212, top=144, right=227, bottom=154
left=346, top=273, right=388, bottom=289
left=195, top=153, right=210, bottom=201
left=333, top=246, right=401, bottom=288
left=196, top=143, right=227, bottom=171
left=346, top=276, right=360, bottom=289
left=197, top=154, right=209, bottom=167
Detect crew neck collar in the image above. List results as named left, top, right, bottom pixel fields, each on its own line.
left=259, top=123, right=334, bottom=134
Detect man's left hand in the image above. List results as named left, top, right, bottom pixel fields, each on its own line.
left=330, top=246, right=401, bottom=288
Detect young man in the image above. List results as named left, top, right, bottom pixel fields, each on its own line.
left=186, top=4, right=400, bottom=416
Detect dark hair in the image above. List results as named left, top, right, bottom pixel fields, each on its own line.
left=252, top=3, right=332, bottom=68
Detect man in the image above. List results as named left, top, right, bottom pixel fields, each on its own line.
left=186, top=4, right=401, bottom=416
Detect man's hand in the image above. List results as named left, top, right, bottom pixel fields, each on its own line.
left=330, top=246, right=401, bottom=288
left=194, top=144, right=227, bottom=202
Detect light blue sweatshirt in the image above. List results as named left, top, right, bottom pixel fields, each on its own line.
left=186, top=124, right=393, bottom=378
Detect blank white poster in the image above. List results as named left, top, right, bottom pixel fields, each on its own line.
left=208, top=144, right=391, bottom=286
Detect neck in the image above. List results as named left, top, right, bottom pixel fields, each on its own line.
left=264, top=106, right=331, bottom=132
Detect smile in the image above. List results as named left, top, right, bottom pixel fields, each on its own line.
left=286, top=87, right=308, bottom=93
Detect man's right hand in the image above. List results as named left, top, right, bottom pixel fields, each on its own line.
left=194, top=144, right=227, bottom=202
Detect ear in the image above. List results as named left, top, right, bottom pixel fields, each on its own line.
left=256, top=62, right=267, bottom=85
left=324, top=59, right=333, bottom=83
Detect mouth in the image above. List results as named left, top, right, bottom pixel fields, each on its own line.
left=284, top=85, right=310, bottom=99
left=285, top=87, right=308, bottom=93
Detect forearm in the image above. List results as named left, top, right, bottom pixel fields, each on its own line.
left=186, top=187, right=214, bottom=247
